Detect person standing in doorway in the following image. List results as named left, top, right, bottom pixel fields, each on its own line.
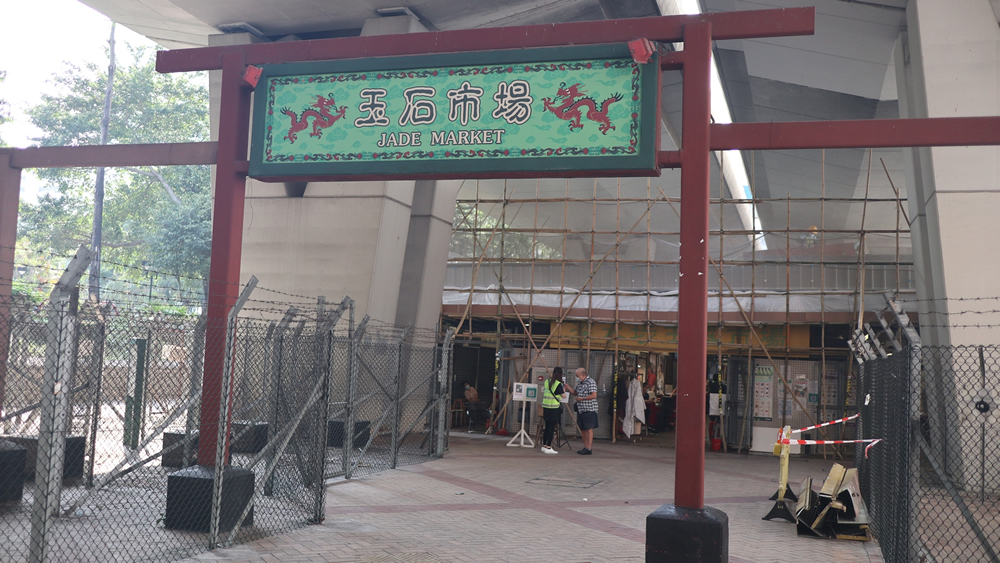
left=463, top=382, right=479, bottom=403
left=569, top=367, right=598, bottom=455
left=540, top=367, right=566, bottom=454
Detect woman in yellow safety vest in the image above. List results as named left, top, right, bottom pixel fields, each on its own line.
left=540, top=367, right=567, bottom=454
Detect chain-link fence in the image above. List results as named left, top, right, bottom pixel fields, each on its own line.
left=854, top=298, right=999, bottom=562
left=0, top=265, right=453, bottom=562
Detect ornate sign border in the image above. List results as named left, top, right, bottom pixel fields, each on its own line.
left=248, top=44, right=660, bottom=181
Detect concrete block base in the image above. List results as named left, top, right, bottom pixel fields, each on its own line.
left=162, top=431, right=199, bottom=467
left=0, top=440, right=26, bottom=502
left=230, top=421, right=268, bottom=454
left=646, top=504, right=728, bottom=562
left=327, top=420, right=370, bottom=448
left=165, top=465, right=254, bottom=533
left=3, top=435, right=85, bottom=479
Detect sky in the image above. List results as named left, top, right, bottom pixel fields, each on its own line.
left=0, top=0, right=156, bottom=201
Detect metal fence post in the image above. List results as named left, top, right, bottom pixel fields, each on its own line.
left=340, top=301, right=358, bottom=479
left=84, top=313, right=106, bottom=489
left=209, top=277, right=257, bottom=550
left=312, top=326, right=332, bottom=523
left=310, top=295, right=340, bottom=523
left=427, top=338, right=441, bottom=457
left=183, top=313, right=207, bottom=468
left=264, top=307, right=296, bottom=497
left=435, top=329, right=455, bottom=457
left=28, top=246, right=92, bottom=563
left=884, top=292, right=922, bottom=562
left=345, top=314, right=368, bottom=480
left=391, top=325, right=410, bottom=469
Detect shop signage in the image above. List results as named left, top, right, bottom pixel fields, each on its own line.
left=249, top=44, right=659, bottom=181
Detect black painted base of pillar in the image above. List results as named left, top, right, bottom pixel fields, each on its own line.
left=646, top=504, right=728, bottom=562
left=165, top=465, right=254, bottom=533
left=0, top=440, right=26, bottom=502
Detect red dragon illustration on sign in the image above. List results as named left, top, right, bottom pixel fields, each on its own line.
left=280, top=94, right=347, bottom=143
left=541, top=82, right=623, bottom=134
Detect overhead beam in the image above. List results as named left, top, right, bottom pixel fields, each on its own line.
left=156, top=7, right=815, bottom=73
left=711, top=116, right=1000, bottom=151
left=10, top=142, right=217, bottom=169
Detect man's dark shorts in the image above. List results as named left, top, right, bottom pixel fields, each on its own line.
left=578, top=411, right=599, bottom=430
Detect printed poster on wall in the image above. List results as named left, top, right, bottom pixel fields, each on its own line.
left=822, top=369, right=840, bottom=407
left=753, top=365, right=773, bottom=421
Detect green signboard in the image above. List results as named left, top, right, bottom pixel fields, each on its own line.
left=249, top=44, right=659, bottom=181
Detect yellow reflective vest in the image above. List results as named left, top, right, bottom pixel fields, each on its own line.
left=542, top=378, right=563, bottom=409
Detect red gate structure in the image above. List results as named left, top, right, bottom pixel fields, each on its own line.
left=2, top=6, right=1000, bottom=561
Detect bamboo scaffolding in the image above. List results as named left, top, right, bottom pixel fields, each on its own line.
left=447, top=152, right=911, bottom=455
left=456, top=196, right=906, bottom=204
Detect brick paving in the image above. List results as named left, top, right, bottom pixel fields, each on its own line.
left=178, top=433, right=884, bottom=562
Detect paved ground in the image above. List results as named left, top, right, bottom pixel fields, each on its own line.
left=179, top=432, right=884, bottom=563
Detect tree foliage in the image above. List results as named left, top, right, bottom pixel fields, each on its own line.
left=450, top=202, right=561, bottom=260
left=16, top=47, right=212, bottom=305
left=0, top=70, right=9, bottom=146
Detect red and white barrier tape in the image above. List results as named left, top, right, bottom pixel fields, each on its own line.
left=779, top=438, right=882, bottom=458
left=790, top=413, right=859, bottom=435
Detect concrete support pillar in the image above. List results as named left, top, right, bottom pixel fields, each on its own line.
left=241, top=179, right=416, bottom=323
left=898, top=0, right=1000, bottom=346
left=897, top=0, right=1000, bottom=493
left=395, top=180, right=462, bottom=330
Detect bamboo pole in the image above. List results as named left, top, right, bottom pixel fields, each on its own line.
left=821, top=148, right=828, bottom=459
left=613, top=178, right=621, bottom=443
left=658, top=187, right=839, bottom=453
left=647, top=177, right=652, bottom=348
left=718, top=154, right=727, bottom=452
left=588, top=178, right=597, bottom=374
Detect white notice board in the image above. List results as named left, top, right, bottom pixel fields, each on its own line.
left=753, top=365, right=773, bottom=421
left=513, top=382, right=539, bottom=402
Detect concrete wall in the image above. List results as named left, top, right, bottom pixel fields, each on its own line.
left=898, top=0, right=1000, bottom=347
left=898, top=0, right=1000, bottom=492
left=240, top=179, right=416, bottom=323
left=216, top=16, right=457, bottom=330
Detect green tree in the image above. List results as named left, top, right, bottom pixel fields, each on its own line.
left=145, top=192, right=212, bottom=304
left=0, top=70, right=9, bottom=146
left=17, top=47, right=211, bottom=305
left=451, top=202, right=561, bottom=260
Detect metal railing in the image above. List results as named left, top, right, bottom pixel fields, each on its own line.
left=0, top=255, right=453, bottom=562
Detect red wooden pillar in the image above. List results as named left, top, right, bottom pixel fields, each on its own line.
left=197, top=52, right=252, bottom=466
left=646, top=21, right=728, bottom=562
left=674, top=20, right=712, bottom=510
left=0, top=151, right=21, bottom=418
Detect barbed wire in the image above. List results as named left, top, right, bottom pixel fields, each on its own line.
left=7, top=246, right=353, bottom=306
left=6, top=245, right=223, bottom=288
left=252, top=285, right=332, bottom=304
left=912, top=324, right=1000, bottom=329
left=917, top=309, right=1000, bottom=316
left=901, top=295, right=1000, bottom=303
